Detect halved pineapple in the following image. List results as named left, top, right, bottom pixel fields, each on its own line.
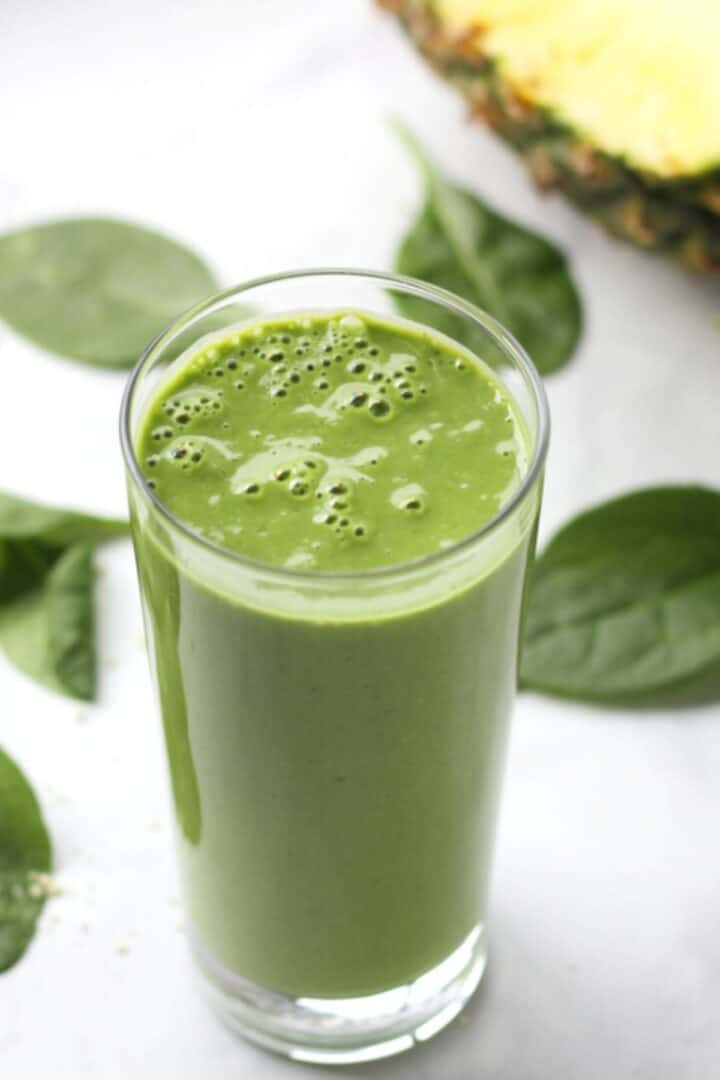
left=380, top=0, right=720, bottom=268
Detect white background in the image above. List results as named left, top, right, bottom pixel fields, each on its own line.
left=2, top=2, right=719, bottom=1077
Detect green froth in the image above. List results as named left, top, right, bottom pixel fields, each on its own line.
left=136, top=310, right=527, bottom=571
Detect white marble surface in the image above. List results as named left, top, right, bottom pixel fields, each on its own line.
left=2, top=2, right=719, bottom=1077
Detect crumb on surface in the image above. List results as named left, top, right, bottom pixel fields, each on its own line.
left=28, top=871, right=63, bottom=899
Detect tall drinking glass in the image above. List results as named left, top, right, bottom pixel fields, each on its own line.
left=120, top=269, right=549, bottom=1065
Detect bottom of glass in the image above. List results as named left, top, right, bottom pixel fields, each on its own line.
left=191, top=924, right=487, bottom=1065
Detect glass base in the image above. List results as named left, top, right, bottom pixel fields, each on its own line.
left=191, top=925, right=486, bottom=1065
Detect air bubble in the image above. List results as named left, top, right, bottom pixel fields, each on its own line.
left=274, top=468, right=290, bottom=482
left=411, top=429, right=432, bottom=447
left=392, top=483, right=426, bottom=514
left=176, top=413, right=190, bottom=424
left=226, top=359, right=238, bottom=370
left=350, top=391, right=368, bottom=408
left=328, top=482, right=347, bottom=495
left=401, top=390, right=414, bottom=401
left=368, top=347, right=379, bottom=357
left=348, top=360, right=366, bottom=374
left=271, top=387, right=287, bottom=399
left=353, top=525, right=365, bottom=538
left=369, top=399, right=391, bottom=418
left=235, top=381, right=245, bottom=390
left=242, top=482, right=261, bottom=495
left=289, top=371, right=301, bottom=384
left=290, top=480, right=308, bottom=497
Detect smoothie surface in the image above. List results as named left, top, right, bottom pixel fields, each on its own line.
left=137, top=310, right=528, bottom=571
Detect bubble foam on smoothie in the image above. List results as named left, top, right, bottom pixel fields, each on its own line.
left=136, top=311, right=529, bottom=571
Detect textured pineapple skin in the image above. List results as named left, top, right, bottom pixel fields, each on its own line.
left=380, top=0, right=720, bottom=270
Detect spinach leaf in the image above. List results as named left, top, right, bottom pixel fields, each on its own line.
left=0, top=747, right=52, bottom=973
left=0, top=491, right=128, bottom=547
left=520, top=487, right=720, bottom=703
left=47, top=545, right=95, bottom=701
left=393, top=126, right=582, bottom=375
left=0, top=589, right=66, bottom=697
left=0, top=493, right=128, bottom=700
left=0, top=218, right=218, bottom=368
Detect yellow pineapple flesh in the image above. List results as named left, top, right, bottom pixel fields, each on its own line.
left=381, top=0, right=720, bottom=268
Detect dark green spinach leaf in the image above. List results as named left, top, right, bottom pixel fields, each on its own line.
left=46, top=545, right=95, bottom=701
left=0, top=747, right=52, bottom=973
left=0, top=493, right=128, bottom=700
left=393, top=126, right=582, bottom=375
left=0, top=218, right=218, bottom=368
left=521, top=487, right=720, bottom=702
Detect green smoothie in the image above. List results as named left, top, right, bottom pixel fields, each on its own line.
left=129, top=309, right=539, bottom=999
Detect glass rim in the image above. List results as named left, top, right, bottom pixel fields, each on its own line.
left=119, top=267, right=550, bottom=584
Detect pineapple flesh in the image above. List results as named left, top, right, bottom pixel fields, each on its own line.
left=380, top=0, right=720, bottom=269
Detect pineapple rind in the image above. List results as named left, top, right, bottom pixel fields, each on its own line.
left=380, top=0, right=720, bottom=269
